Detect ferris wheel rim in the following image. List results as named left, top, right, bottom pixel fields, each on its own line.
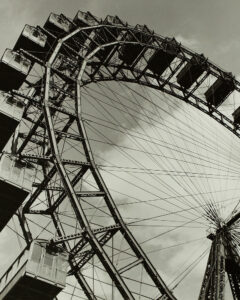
left=1, top=11, right=240, bottom=300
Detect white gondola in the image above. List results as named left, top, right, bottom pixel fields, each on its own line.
left=73, top=10, right=100, bottom=26
left=0, top=153, right=35, bottom=231
left=72, top=11, right=101, bottom=49
left=88, top=14, right=122, bottom=61
left=44, top=13, right=72, bottom=35
left=0, top=92, right=24, bottom=151
left=14, top=25, right=48, bottom=60
left=0, top=240, right=68, bottom=299
left=103, top=15, right=124, bottom=36
left=104, top=15, right=124, bottom=25
left=18, top=25, right=47, bottom=48
left=0, top=49, right=31, bottom=91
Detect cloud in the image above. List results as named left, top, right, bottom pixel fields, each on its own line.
left=1, top=1, right=240, bottom=299
left=175, top=34, right=200, bottom=51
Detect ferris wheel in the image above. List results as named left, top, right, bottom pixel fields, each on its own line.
left=0, top=10, right=240, bottom=300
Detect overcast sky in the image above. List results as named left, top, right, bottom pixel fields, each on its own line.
left=1, top=1, right=240, bottom=299
left=1, top=0, right=240, bottom=74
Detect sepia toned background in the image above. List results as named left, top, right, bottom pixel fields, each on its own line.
left=0, top=1, right=240, bottom=299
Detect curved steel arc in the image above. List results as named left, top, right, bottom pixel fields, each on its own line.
left=14, top=17, right=240, bottom=300
left=62, top=24, right=240, bottom=299
left=62, top=23, right=240, bottom=91
left=75, top=48, right=178, bottom=300
left=43, top=40, right=135, bottom=300
left=41, top=26, right=178, bottom=300
left=61, top=32, right=240, bottom=139
left=80, top=75, right=238, bottom=138
left=61, top=23, right=240, bottom=91
left=18, top=25, right=181, bottom=300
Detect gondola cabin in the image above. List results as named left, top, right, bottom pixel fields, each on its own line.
left=0, top=49, right=31, bottom=91
left=0, top=240, right=68, bottom=299
left=232, top=106, right=240, bottom=125
left=44, top=13, right=79, bottom=55
left=147, top=38, right=179, bottom=76
left=0, top=92, right=24, bottom=151
left=177, top=54, right=207, bottom=89
left=103, top=14, right=124, bottom=38
left=44, top=13, right=72, bottom=36
left=14, top=25, right=48, bottom=60
left=88, top=15, right=122, bottom=61
left=119, top=24, right=152, bottom=65
left=104, top=15, right=124, bottom=27
left=73, top=10, right=100, bottom=27
left=205, top=75, right=235, bottom=108
left=0, top=154, right=34, bottom=231
left=72, top=11, right=100, bottom=49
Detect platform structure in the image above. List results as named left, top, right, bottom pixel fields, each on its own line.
left=0, top=153, right=34, bottom=232
left=0, top=240, right=68, bottom=300
left=0, top=49, right=31, bottom=92
left=14, top=25, right=48, bottom=60
left=0, top=92, right=24, bottom=151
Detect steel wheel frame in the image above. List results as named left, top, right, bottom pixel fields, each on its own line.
left=5, top=14, right=240, bottom=300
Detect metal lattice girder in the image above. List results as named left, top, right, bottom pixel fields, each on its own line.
left=16, top=20, right=177, bottom=299
left=228, top=272, right=240, bottom=300
left=198, top=234, right=225, bottom=300
left=3, top=9, right=240, bottom=300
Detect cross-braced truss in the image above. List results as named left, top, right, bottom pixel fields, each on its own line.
left=1, top=10, right=240, bottom=300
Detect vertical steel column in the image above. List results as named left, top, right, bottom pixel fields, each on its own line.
left=43, top=39, right=135, bottom=300
left=198, top=234, right=225, bottom=300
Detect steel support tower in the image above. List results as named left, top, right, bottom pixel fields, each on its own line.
left=0, top=10, right=240, bottom=300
